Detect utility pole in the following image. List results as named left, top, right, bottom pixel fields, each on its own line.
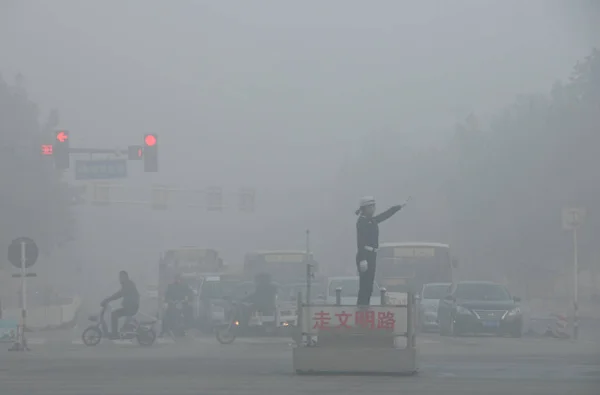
left=562, top=207, right=585, bottom=340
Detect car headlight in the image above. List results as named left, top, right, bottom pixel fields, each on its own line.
left=455, top=305, right=472, bottom=315
left=506, top=307, right=521, bottom=317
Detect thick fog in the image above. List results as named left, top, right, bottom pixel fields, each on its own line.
left=1, top=0, right=599, bottom=302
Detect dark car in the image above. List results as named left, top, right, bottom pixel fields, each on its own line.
left=437, top=281, right=522, bottom=337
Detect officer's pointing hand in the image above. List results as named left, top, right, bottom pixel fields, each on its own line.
left=398, top=196, right=412, bottom=209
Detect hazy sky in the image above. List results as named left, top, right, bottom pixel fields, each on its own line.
left=1, top=0, right=595, bottom=190
left=2, top=1, right=598, bottom=278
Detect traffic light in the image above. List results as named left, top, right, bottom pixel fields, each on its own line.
left=53, top=130, right=70, bottom=169
left=143, top=134, right=158, bottom=172
left=128, top=145, right=143, bottom=160
left=41, top=144, right=53, bottom=156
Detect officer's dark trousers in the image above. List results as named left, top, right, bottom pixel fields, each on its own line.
left=356, top=252, right=376, bottom=306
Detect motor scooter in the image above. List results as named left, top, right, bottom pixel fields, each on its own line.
left=215, top=300, right=266, bottom=344
left=82, top=303, right=157, bottom=347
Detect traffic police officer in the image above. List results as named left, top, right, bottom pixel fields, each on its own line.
left=355, top=196, right=406, bottom=306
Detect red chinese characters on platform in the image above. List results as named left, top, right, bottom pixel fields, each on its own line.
left=312, top=309, right=396, bottom=331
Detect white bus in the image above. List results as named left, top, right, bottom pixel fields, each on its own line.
left=376, top=242, right=457, bottom=298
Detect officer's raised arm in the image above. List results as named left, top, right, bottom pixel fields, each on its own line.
left=373, top=204, right=403, bottom=224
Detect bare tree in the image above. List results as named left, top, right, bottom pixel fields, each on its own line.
left=0, top=73, right=75, bottom=266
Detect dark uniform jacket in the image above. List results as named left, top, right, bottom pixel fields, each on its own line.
left=356, top=206, right=402, bottom=262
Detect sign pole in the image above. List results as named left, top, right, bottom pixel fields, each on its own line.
left=573, top=227, right=579, bottom=340
left=7, top=237, right=38, bottom=351
left=11, top=241, right=30, bottom=351
left=21, top=241, right=29, bottom=350
left=305, top=229, right=313, bottom=346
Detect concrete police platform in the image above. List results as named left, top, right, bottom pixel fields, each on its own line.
left=293, top=293, right=418, bottom=375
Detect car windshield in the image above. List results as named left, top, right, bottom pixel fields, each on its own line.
left=455, top=283, right=511, bottom=301
left=328, top=279, right=360, bottom=297
left=422, top=284, right=450, bottom=299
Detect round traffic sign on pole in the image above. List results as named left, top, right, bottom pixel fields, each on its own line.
left=7, top=237, right=38, bottom=269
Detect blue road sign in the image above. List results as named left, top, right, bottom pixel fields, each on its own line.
left=75, top=159, right=127, bottom=180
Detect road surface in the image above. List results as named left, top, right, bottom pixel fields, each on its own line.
left=1, top=326, right=598, bottom=395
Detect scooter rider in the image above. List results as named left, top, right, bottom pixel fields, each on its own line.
left=355, top=196, right=406, bottom=306
left=102, top=271, right=140, bottom=339
left=241, top=272, right=277, bottom=326
left=161, top=274, right=194, bottom=336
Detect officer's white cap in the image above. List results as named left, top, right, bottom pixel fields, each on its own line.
left=359, top=196, right=376, bottom=208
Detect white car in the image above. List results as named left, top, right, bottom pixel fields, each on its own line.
left=419, top=282, right=451, bottom=332
left=326, top=276, right=382, bottom=305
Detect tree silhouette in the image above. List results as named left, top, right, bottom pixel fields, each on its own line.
left=334, top=49, right=600, bottom=296
left=0, top=73, right=74, bottom=263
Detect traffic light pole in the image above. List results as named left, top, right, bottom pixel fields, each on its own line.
left=69, top=148, right=130, bottom=155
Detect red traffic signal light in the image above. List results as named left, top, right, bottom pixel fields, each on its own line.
left=145, top=134, right=157, bottom=147
left=128, top=145, right=143, bottom=160
left=143, top=134, right=158, bottom=172
left=41, top=144, right=53, bottom=155
left=54, top=130, right=70, bottom=169
left=56, top=130, right=69, bottom=143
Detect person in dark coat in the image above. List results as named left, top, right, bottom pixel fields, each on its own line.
left=355, top=196, right=406, bottom=306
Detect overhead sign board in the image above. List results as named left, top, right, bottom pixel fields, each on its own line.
left=75, top=159, right=127, bottom=180
left=562, top=207, right=585, bottom=230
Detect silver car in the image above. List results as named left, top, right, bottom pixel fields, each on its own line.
left=419, top=282, right=451, bottom=332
